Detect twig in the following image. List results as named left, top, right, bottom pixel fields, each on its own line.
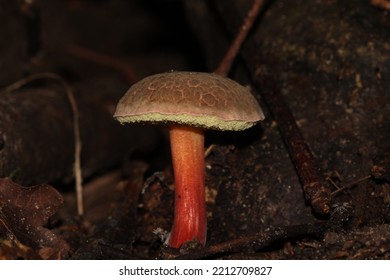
left=213, top=0, right=332, bottom=215
left=66, top=44, right=139, bottom=83
left=174, top=223, right=327, bottom=259
left=214, top=0, right=265, bottom=77
left=2, top=72, right=84, bottom=216
left=204, top=0, right=265, bottom=157
left=204, top=144, right=216, bottom=158
left=330, top=175, right=372, bottom=198
left=253, top=73, right=332, bottom=215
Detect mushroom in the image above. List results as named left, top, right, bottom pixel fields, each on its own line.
left=114, top=71, right=264, bottom=248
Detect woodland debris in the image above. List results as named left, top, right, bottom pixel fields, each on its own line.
left=0, top=78, right=158, bottom=186
left=71, top=161, right=148, bottom=259
left=0, top=178, right=69, bottom=259
left=171, top=223, right=327, bottom=260
left=198, top=0, right=389, bottom=215
left=253, top=73, right=332, bottom=215
left=3, top=72, right=85, bottom=216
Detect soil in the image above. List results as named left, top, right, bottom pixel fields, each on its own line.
left=0, top=0, right=389, bottom=260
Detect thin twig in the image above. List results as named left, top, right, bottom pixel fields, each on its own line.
left=330, top=175, right=372, bottom=198
left=213, top=0, right=332, bottom=215
left=204, top=144, right=216, bottom=158
left=204, top=0, right=265, bottom=157
left=173, top=223, right=327, bottom=259
left=2, top=72, right=84, bottom=216
left=253, top=73, right=332, bottom=215
left=214, top=0, right=265, bottom=77
left=66, top=44, right=139, bottom=83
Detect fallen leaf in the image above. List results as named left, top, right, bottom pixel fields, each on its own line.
left=0, top=178, right=69, bottom=259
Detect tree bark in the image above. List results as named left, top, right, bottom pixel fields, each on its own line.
left=0, top=78, right=158, bottom=185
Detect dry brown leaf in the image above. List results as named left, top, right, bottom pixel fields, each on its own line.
left=0, top=178, right=69, bottom=259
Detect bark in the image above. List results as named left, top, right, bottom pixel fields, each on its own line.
left=0, top=77, right=158, bottom=185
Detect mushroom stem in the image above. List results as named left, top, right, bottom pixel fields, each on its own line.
left=167, top=125, right=206, bottom=248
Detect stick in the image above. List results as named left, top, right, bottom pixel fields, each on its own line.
left=66, top=44, right=139, bottom=83
left=214, top=0, right=265, bottom=77
left=212, top=0, right=332, bottom=214
left=174, top=223, right=326, bottom=259
left=204, top=0, right=265, bottom=158
left=253, top=73, right=331, bottom=215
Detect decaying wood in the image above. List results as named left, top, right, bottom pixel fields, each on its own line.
left=212, top=0, right=332, bottom=215
left=253, top=73, right=332, bottom=215
left=173, top=223, right=327, bottom=260
left=4, top=72, right=85, bottom=215
left=0, top=77, right=158, bottom=186
left=241, top=0, right=390, bottom=193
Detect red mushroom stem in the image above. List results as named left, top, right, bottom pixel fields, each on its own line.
left=167, top=125, right=206, bottom=248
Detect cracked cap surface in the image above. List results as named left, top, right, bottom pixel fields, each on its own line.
left=114, top=71, right=265, bottom=131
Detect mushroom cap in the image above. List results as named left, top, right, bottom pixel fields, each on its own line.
left=114, top=71, right=265, bottom=131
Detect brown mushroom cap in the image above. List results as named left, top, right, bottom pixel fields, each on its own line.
left=114, top=71, right=265, bottom=131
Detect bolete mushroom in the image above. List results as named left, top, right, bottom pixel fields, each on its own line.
left=114, top=71, right=264, bottom=248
